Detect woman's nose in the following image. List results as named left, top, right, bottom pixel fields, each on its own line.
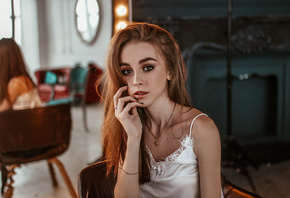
left=133, top=72, right=143, bottom=86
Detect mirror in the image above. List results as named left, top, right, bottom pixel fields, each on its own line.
left=75, top=0, right=100, bottom=45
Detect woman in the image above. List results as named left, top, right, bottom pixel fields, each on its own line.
left=0, top=38, right=42, bottom=112
left=101, top=23, right=223, bottom=197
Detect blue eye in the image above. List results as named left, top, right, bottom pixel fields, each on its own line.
left=143, top=65, right=154, bottom=72
left=121, top=69, right=132, bottom=75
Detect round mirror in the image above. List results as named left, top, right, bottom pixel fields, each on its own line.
left=75, top=0, right=100, bottom=45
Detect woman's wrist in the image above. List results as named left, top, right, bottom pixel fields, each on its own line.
left=127, top=134, right=141, bottom=146
left=126, top=129, right=142, bottom=142
left=118, top=167, right=139, bottom=175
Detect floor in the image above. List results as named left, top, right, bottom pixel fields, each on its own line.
left=1, top=104, right=290, bottom=198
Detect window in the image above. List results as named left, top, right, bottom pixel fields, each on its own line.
left=0, top=0, right=21, bottom=45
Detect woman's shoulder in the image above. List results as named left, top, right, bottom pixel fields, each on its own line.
left=176, top=106, right=206, bottom=123
left=9, top=75, right=25, bottom=83
left=8, top=76, right=33, bottom=94
left=177, top=106, right=218, bottom=137
left=186, top=109, right=220, bottom=149
left=9, top=76, right=33, bottom=90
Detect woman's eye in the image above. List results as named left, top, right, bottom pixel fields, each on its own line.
left=121, top=69, right=132, bottom=75
left=143, top=65, right=154, bottom=72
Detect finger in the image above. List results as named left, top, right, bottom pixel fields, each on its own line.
left=115, top=96, right=138, bottom=115
left=117, top=96, right=138, bottom=107
left=121, top=102, right=143, bottom=115
left=113, top=85, right=128, bottom=107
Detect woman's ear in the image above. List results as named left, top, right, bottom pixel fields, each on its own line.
left=167, top=72, right=172, bottom=81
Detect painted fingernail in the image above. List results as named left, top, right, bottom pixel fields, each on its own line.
left=134, top=97, right=139, bottom=101
left=139, top=102, right=143, bottom=104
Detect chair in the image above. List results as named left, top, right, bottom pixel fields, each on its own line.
left=78, top=157, right=262, bottom=198
left=77, top=159, right=116, bottom=198
left=0, top=103, right=77, bottom=198
left=34, top=67, right=72, bottom=103
left=70, top=63, right=103, bottom=132
left=42, top=65, right=89, bottom=132
left=70, top=64, right=89, bottom=132
left=221, top=175, right=262, bottom=198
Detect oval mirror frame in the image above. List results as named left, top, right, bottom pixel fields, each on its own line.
left=75, top=0, right=101, bottom=45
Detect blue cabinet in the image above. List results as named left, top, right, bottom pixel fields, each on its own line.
left=188, top=50, right=290, bottom=141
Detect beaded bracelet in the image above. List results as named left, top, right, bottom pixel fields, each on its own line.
left=118, top=167, right=139, bottom=175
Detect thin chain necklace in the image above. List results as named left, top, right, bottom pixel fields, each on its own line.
left=148, top=103, right=176, bottom=146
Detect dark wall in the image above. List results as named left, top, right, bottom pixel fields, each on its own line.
left=132, top=0, right=290, bottom=143
left=133, top=0, right=290, bottom=18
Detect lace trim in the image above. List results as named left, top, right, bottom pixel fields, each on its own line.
left=147, top=134, right=195, bottom=163
left=165, top=134, right=194, bottom=162
left=147, top=135, right=196, bottom=178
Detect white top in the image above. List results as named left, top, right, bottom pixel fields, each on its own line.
left=139, top=113, right=224, bottom=198
left=10, top=78, right=42, bottom=110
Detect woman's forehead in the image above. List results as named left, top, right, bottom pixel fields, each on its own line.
left=120, top=41, right=162, bottom=63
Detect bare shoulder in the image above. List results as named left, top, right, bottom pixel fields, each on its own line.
left=9, top=76, right=24, bottom=86
left=8, top=76, right=30, bottom=90
left=192, top=112, right=219, bottom=137
left=185, top=108, right=221, bottom=157
left=8, top=76, right=30, bottom=96
left=180, top=107, right=216, bottom=130
left=174, top=105, right=219, bottom=138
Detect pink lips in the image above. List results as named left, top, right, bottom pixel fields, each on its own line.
left=133, top=91, right=149, bottom=99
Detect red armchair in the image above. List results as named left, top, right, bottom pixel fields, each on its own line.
left=34, top=67, right=72, bottom=103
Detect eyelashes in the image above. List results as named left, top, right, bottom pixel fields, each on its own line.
left=143, top=65, right=154, bottom=72
left=121, top=68, right=132, bottom=75
left=120, top=65, right=154, bottom=76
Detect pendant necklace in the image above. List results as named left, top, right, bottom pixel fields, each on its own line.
left=149, top=103, right=176, bottom=146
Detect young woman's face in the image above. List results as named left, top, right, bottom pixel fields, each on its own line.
left=120, top=41, right=171, bottom=106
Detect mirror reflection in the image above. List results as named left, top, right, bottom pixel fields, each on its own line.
left=75, top=0, right=100, bottom=44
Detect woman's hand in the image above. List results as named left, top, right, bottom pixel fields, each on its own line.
left=113, top=85, right=144, bottom=140
left=114, top=85, right=142, bottom=198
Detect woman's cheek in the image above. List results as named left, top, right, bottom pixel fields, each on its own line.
left=128, top=87, right=133, bottom=96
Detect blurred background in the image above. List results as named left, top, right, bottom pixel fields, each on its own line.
left=1, top=0, right=290, bottom=197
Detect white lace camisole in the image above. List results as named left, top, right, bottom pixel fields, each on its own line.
left=139, top=113, right=224, bottom=198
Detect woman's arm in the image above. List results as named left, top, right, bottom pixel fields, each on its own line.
left=113, top=85, right=144, bottom=198
left=193, top=116, right=222, bottom=198
left=115, top=136, right=141, bottom=198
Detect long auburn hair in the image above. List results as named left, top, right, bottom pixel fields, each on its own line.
left=0, top=38, right=35, bottom=104
left=99, top=22, right=192, bottom=183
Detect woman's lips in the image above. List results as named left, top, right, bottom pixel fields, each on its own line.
left=133, top=91, right=149, bottom=99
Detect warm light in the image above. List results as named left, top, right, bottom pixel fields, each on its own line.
left=116, top=21, right=127, bottom=31
left=113, top=0, right=130, bottom=35
left=116, top=5, right=127, bottom=16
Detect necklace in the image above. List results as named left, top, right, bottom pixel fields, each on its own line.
left=148, top=103, right=176, bottom=146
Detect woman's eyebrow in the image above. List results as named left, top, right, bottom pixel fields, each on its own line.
left=119, top=62, right=129, bottom=67
left=119, top=57, right=158, bottom=67
left=139, top=57, right=157, bottom=64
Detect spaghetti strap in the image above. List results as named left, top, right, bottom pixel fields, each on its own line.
left=189, top=113, right=208, bottom=137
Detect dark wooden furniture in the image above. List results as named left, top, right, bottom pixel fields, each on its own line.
left=0, top=103, right=77, bottom=198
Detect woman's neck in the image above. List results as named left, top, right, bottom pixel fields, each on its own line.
left=146, top=99, right=176, bottom=130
